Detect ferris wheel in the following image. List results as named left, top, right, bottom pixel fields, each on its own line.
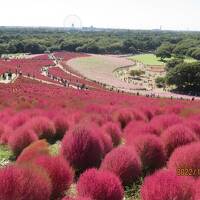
left=63, top=15, right=83, bottom=29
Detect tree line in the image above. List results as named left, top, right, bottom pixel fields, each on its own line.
left=1, top=27, right=200, bottom=57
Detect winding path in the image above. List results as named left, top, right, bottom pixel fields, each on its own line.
left=67, top=54, right=200, bottom=100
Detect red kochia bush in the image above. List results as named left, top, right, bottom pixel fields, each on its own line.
left=124, top=121, right=159, bottom=142
left=102, top=122, right=121, bottom=146
left=17, top=140, right=50, bottom=163
left=0, top=123, right=6, bottom=137
left=98, top=132, right=113, bottom=156
left=161, top=124, right=198, bottom=157
left=131, top=108, right=147, bottom=121
left=0, top=164, right=52, bottom=200
left=127, top=135, right=166, bottom=172
left=150, top=114, right=183, bottom=135
left=194, top=178, right=200, bottom=199
left=62, top=197, right=92, bottom=200
left=168, top=143, right=200, bottom=174
left=0, top=124, right=13, bottom=145
left=115, top=108, right=133, bottom=129
left=26, top=116, right=56, bottom=141
left=8, top=112, right=30, bottom=129
left=61, top=125, right=103, bottom=173
left=141, top=170, right=195, bottom=200
left=89, top=123, right=113, bottom=156
left=35, top=155, right=74, bottom=199
left=8, top=125, right=38, bottom=156
left=184, top=119, right=200, bottom=139
left=53, top=115, right=69, bottom=139
left=100, top=146, right=141, bottom=186
left=77, top=168, right=124, bottom=200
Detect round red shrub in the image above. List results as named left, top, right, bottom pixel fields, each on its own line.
left=0, top=164, right=52, bottom=200
left=90, top=124, right=113, bottom=156
left=8, top=125, right=38, bottom=156
left=127, top=134, right=166, bottom=172
left=53, top=115, right=69, bottom=139
left=141, top=170, right=195, bottom=200
left=99, top=132, right=113, bottom=156
left=161, top=124, right=198, bottom=157
left=0, top=108, right=14, bottom=124
left=123, top=121, right=159, bottom=142
left=100, top=146, right=141, bottom=186
left=140, top=107, right=155, bottom=121
left=131, top=108, right=147, bottom=121
left=89, top=113, right=108, bottom=126
left=77, top=168, right=124, bottom=200
left=150, top=114, right=183, bottom=135
left=17, top=140, right=50, bottom=163
left=35, top=155, right=74, bottom=199
left=115, top=108, right=133, bottom=129
left=166, top=105, right=184, bottom=115
left=168, top=142, right=200, bottom=175
left=0, top=123, right=6, bottom=137
left=102, top=122, right=121, bottom=146
left=8, top=112, right=30, bottom=129
left=26, top=116, right=56, bottom=141
left=61, top=125, right=103, bottom=173
left=0, top=125, right=13, bottom=145
left=194, top=178, right=200, bottom=199
left=184, top=119, right=200, bottom=139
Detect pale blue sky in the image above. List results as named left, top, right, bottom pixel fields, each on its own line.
left=0, top=0, right=199, bottom=30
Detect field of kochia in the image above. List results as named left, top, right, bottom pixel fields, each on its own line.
left=0, top=52, right=200, bottom=200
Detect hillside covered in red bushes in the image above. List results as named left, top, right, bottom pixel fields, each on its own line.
left=0, top=53, right=200, bottom=200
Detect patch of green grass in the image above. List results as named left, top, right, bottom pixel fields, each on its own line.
left=129, top=54, right=164, bottom=66
left=129, top=54, right=197, bottom=66
left=2, top=53, right=26, bottom=57
left=184, top=56, right=197, bottom=63
left=49, top=142, right=60, bottom=156
left=0, top=145, right=13, bottom=166
left=125, top=178, right=143, bottom=200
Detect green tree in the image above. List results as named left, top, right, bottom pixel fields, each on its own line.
left=166, top=58, right=184, bottom=71
left=155, top=77, right=166, bottom=88
left=130, top=70, right=145, bottom=77
left=156, top=43, right=174, bottom=61
left=24, top=42, right=46, bottom=54
left=166, top=62, right=200, bottom=93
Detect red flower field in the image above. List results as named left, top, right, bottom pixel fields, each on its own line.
left=0, top=52, right=200, bottom=200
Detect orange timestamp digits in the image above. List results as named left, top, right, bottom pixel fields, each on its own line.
left=177, top=168, right=200, bottom=176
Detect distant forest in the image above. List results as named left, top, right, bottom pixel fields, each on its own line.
left=0, top=27, right=200, bottom=60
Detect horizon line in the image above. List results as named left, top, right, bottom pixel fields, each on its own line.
left=0, top=25, right=199, bottom=33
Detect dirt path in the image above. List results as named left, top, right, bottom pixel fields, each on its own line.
left=67, top=54, right=200, bottom=100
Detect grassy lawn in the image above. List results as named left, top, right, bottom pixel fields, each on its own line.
left=129, top=54, right=197, bottom=66
left=184, top=56, right=197, bottom=63
left=0, top=145, right=12, bottom=166
left=129, top=54, right=164, bottom=66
